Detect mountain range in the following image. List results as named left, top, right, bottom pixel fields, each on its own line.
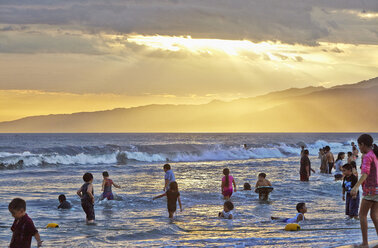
left=1, top=77, right=377, bottom=132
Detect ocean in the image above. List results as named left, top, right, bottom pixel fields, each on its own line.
left=0, top=133, right=377, bottom=247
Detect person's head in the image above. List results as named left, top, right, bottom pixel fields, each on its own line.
left=303, top=149, right=309, bottom=156
left=357, top=134, right=378, bottom=157
left=163, top=163, right=171, bottom=172
left=102, top=171, right=109, bottom=178
left=258, top=173, right=266, bottom=180
left=342, top=163, right=353, bottom=176
left=58, top=194, right=66, bottom=203
left=243, top=183, right=251, bottom=190
left=8, top=198, right=26, bottom=219
left=169, top=181, right=178, bottom=192
left=223, top=168, right=230, bottom=176
left=350, top=161, right=357, bottom=169
left=301, top=146, right=305, bottom=150
left=347, top=151, right=352, bottom=157
left=224, top=201, right=234, bottom=212
left=336, top=152, right=345, bottom=161
left=325, top=146, right=330, bottom=152
left=296, top=202, right=307, bottom=213
left=83, top=172, right=93, bottom=183
left=351, top=142, right=355, bottom=146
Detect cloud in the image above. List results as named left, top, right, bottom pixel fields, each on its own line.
left=0, top=0, right=377, bottom=45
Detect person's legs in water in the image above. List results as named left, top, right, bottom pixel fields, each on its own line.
left=359, top=199, right=374, bottom=246
left=169, top=211, right=174, bottom=219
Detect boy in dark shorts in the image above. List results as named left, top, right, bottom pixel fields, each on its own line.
left=8, top=198, right=43, bottom=248
left=342, top=164, right=360, bottom=219
left=153, top=181, right=182, bottom=219
left=77, top=172, right=95, bottom=223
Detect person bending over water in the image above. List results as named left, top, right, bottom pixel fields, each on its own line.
left=350, top=134, right=378, bottom=247
left=101, top=171, right=121, bottom=200
left=221, top=168, right=237, bottom=200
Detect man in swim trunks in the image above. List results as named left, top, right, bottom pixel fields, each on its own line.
left=325, top=146, right=334, bottom=174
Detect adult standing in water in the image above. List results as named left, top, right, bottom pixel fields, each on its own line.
left=300, top=150, right=315, bottom=181
left=325, top=146, right=335, bottom=174
left=319, top=148, right=328, bottom=173
left=350, top=134, right=378, bottom=248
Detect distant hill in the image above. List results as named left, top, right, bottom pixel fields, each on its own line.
left=0, top=77, right=377, bottom=132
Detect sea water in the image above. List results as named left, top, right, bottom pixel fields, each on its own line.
left=0, top=133, right=377, bottom=247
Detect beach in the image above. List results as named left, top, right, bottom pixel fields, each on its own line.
left=0, top=133, right=377, bottom=247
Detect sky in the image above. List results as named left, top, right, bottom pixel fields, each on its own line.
left=0, top=0, right=377, bottom=122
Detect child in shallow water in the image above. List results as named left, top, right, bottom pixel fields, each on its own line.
left=271, top=202, right=307, bottom=223
left=101, top=171, right=121, bottom=200
left=218, top=201, right=234, bottom=219
left=153, top=181, right=182, bottom=219
left=255, top=173, right=272, bottom=200
left=221, top=168, right=237, bottom=200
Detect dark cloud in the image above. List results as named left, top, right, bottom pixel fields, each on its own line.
left=0, top=0, right=377, bottom=45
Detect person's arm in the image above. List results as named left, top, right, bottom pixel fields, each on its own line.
left=113, top=181, right=121, bottom=189
left=350, top=174, right=368, bottom=197
left=87, top=184, right=94, bottom=203
left=255, top=181, right=259, bottom=188
left=233, top=179, right=237, bottom=192
left=267, top=180, right=272, bottom=187
left=306, top=165, right=310, bottom=177
left=153, top=192, right=166, bottom=200
left=101, top=179, right=105, bottom=191
left=77, top=187, right=82, bottom=198
left=221, top=181, right=225, bottom=192
left=34, top=232, right=43, bottom=247
left=296, top=214, right=304, bottom=222
left=342, top=187, right=345, bottom=201
left=178, top=195, right=182, bottom=212
left=164, top=179, right=169, bottom=191
left=351, top=154, right=371, bottom=197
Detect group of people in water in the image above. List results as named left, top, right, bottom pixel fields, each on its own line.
left=6, top=134, right=378, bottom=248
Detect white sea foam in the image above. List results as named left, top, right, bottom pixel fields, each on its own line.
left=0, top=140, right=352, bottom=167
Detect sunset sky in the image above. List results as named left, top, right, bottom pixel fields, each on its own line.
left=0, top=0, right=377, bottom=122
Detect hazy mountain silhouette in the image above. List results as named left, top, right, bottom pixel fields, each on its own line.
left=0, top=77, right=377, bottom=132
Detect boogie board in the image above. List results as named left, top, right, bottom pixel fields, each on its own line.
left=255, top=186, right=274, bottom=194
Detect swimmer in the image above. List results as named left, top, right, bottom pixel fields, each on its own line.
left=218, top=200, right=234, bottom=219
left=58, top=194, right=72, bottom=209
left=255, top=173, right=272, bottom=200
left=271, top=202, right=307, bottom=223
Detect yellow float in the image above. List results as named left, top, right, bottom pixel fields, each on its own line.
left=46, top=223, right=59, bottom=228
left=285, top=223, right=300, bottom=231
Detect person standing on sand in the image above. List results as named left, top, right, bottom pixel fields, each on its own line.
left=325, top=146, right=334, bottom=174
left=300, top=150, right=315, bottom=181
